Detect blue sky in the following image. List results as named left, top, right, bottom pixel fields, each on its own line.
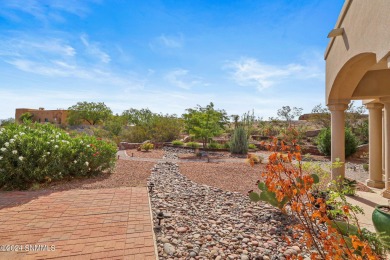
left=0, top=0, right=344, bottom=119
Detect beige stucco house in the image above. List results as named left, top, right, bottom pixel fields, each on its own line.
left=326, top=0, right=390, bottom=198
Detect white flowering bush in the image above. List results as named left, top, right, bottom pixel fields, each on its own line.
left=0, top=123, right=117, bottom=190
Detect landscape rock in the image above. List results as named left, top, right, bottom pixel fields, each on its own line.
left=163, top=243, right=175, bottom=255
left=151, top=151, right=301, bottom=259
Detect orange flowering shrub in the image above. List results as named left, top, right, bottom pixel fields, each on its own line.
left=248, top=137, right=380, bottom=259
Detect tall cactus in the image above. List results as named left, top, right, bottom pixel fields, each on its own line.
left=230, top=126, right=248, bottom=154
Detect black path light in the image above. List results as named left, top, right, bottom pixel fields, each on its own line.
left=154, top=211, right=165, bottom=232
left=157, top=211, right=164, bottom=226
left=148, top=182, right=155, bottom=193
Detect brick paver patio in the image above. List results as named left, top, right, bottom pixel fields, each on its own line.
left=0, top=187, right=157, bottom=259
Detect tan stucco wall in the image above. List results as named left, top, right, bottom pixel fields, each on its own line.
left=325, top=0, right=390, bottom=104
left=15, top=108, right=68, bottom=125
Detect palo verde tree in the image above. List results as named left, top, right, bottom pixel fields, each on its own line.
left=277, top=106, right=303, bottom=127
left=0, top=118, right=15, bottom=126
left=121, top=108, right=182, bottom=142
left=182, top=102, right=228, bottom=149
left=309, top=103, right=331, bottom=128
left=122, top=108, right=154, bottom=126
left=67, top=101, right=112, bottom=125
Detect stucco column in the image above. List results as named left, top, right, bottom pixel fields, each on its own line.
left=380, top=97, right=390, bottom=198
left=328, top=102, right=349, bottom=182
left=383, top=109, right=385, bottom=176
left=366, top=103, right=384, bottom=188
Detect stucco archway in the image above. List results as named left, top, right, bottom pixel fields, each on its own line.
left=325, top=0, right=390, bottom=198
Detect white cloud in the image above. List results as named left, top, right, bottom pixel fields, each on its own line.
left=149, top=34, right=184, bottom=53
left=0, top=0, right=98, bottom=22
left=0, top=38, right=76, bottom=58
left=226, top=56, right=324, bottom=91
left=164, top=69, right=205, bottom=90
left=6, top=59, right=144, bottom=89
left=80, top=34, right=110, bottom=63
left=0, top=34, right=142, bottom=89
left=157, top=34, right=183, bottom=48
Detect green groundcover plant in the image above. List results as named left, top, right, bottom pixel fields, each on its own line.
left=0, top=123, right=117, bottom=190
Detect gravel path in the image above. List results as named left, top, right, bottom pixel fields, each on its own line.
left=149, top=151, right=304, bottom=260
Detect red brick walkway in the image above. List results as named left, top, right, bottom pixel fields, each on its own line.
left=0, top=188, right=157, bottom=259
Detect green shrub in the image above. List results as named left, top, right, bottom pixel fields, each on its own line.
left=363, top=163, right=369, bottom=172
left=141, top=142, right=154, bottom=151
left=120, top=126, right=148, bottom=143
left=0, top=123, right=117, bottom=190
left=207, top=142, right=221, bottom=149
left=121, top=109, right=183, bottom=143
left=345, top=128, right=358, bottom=157
left=317, top=128, right=331, bottom=156
left=172, top=140, right=184, bottom=146
left=248, top=143, right=257, bottom=150
left=316, top=127, right=358, bottom=157
left=230, top=126, right=248, bottom=154
left=223, top=142, right=230, bottom=149
left=186, top=142, right=200, bottom=148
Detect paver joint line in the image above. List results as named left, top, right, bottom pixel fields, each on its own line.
left=0, top=187, right=156, bottom=260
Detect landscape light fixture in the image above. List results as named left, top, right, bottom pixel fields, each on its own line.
left=327, top=28, right=344, bottom=38
left=157, top=211, right=164, bottom=226
left=148, top=182, right=155, bottom=193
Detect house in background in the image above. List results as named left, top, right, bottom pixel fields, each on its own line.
left=15, top=108, right=68, bottom=126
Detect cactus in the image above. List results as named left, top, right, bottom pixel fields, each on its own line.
left=230, top=126, right=248, bottom=154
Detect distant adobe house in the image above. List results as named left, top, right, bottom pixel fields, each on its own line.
left=15, top=108, right=68, bottom=125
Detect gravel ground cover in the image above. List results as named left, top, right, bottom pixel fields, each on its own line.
left=149, top=156, right=303, bottom=260
left=179, top=162, right=264, bottom=195
left=46, top=159, right=155, bottom=190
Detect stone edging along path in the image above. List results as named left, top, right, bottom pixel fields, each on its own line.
left=148, top=151, right=307, bottom=260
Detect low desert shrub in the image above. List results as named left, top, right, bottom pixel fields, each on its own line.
left=186, top=142, right=200, bottom=148
left=248, top=143, right=257, bottom=150
left=246, top=153, right=262, bottom=164
left=230, top=126, right=248, bottom=154
left=223, top=142, right=230, bottom=149
left=172, top=140, right=184, bottom=146
left=0, top=123, right=117, bottom=190
left=317, top=127, right=358, bottom=157
left=141, top=142, right=154, bottom=151
left=207, top=142, right=221, bottom=149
